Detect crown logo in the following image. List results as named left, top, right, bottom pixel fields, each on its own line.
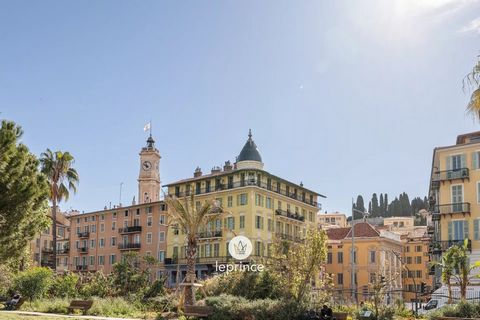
left=234, top=240, right=247, bottom=255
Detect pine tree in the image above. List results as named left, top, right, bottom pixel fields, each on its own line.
left=379, top=194, right=384, bottom=216
left=0, top=120, right=50, bottom=266
left=354, top=195, right=366, bottom=219
left=384, top=194, right=389, bottom=213
left=371, top=193, right=380, bottom=217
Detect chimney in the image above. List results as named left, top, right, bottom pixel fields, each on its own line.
left=223, top=160, right=233, bottom=171
left=194, top=167, right=202, bottom=177
left=211, top=166, right=221, bottom=174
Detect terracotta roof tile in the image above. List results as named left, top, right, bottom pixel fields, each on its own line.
left=326, top=222, right=380, bottom=240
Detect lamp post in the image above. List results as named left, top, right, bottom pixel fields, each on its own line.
left=351, top=207, right=370, bottom=304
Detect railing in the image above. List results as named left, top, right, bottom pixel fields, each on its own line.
left=164, top=255, right=265, bottom=265
left=40, top=261, right=55, bottom=268
left=173, top=179, right=320, bottom=208
left=275, top=209, right=305, bottom=222
left=429, top=239, right=472, bottom=254
left=75, top=265, right=88, bottom=271
left=118, top=226, right=142, bottom=234
left=56, top=248, right=70, bottom=254
left=276, top=233, right=304, bottom=243
left=78, top=232, right=90, bottom=238
left=77, top=247, right=88, bottom=253
left=432, top=168, right=469, bottom=182
left=41, top=247, right=53, bottom=253
left=433, top=202, right=470, bottom=215
left=197, top=231, right=222, bottom=238
left=118, top=242, right=141, bottom=250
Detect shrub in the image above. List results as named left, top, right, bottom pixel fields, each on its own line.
left=86, top=297, right=141, bottom=317
left=13, top=267, right=53, bottom=301
left=78, top=272, right=112, bottom=298
left=21, top=298, right=70, bottom=313
left=50, top=272, right=79, bottom=298
left=427, top=301, right=480, bottom=320
left=205, top=294, right=302, bottom=320
left=149, top=293, right=179, bottom=313
left=0, top=265, right=13, bottom=298
left=144, top=278, right=166, bottom=299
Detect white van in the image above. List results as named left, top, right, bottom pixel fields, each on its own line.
left=424, top=286, right=480, bottom=311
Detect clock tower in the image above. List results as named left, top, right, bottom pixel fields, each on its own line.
left=138, top=135, right=161, bottom=204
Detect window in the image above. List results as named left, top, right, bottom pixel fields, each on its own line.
left=159, top=231, right=165, bottom=242
left=266, top=197, right=272, bottom=209
left=448, top=220, right=469, bottom=240
left=255, top=194, right=264, bottom=206
left=89, top=256, right=95, bottom=266
left=100, top=223, right=105, bottom=232
left=99, top=238, right=105, bottom=248
left=173, top=224, right=179, bottom=235
left=147, top=206, right=153, bottom=214
left=255, top=216, right=264, bottom=229
left=451, top=185, right=464, bottom=212
left=124, top=210, right=129, bottom=217
left=158, top=251, right=165, bottom=262
left=370, top=273, right=376, bottom=283
left=327, top=252, right=333, bottom=264
left=309, top=212, right=314, bottom=222
left=415, top=245, right=422, bottom=252
left=112, top=212, right=117, bottom=219
left=226, top=217, right=235, bottom=230
left=255, top=241, right=262, bottom=256
left=278, top=201, right=282, bottom=210
left=215, top=197, right=223, bottom=207
left=338, top=273, right=343, bottom=285
left=239, top=216, right=245, bottom=229
left=227, top=196, right=233, bottom=207
left=369, top=251, right=376, bottom=263
left=475, top=219, right=480, bottom=240
left=160, top=215, right=166, bottom=225
left=90, top=239, right=95, bottom=248
left=237, top=193, right=248, bottom=206
left=449, top=154, right=465, bottom=170
left=147, top=217, right=152, bottom=227
left=338, top=252, right=343, bottom=263
left=406, top=257, right=412, bottom=264
left=111, top=237, right=116, bottom=246
left=112, top=221, right=116, bottom=230
left=473, top=151, right=480, bottom=170
left=147, top=233, right=152, bottom=244
left=415, top=256, right=422, bottom=264
left=91, top=225, right=96, bottom=233
left=214, top=243, right=220, bottom=257
left=109, top=254, right=116, bottom=265
left=416, top=270, right=422, bottom=278
left=268, top=219, right=273, bottom=231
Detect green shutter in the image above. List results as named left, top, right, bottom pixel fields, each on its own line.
left=461, top=154, right=467, bottom=169
left=473, top=152, right=479, bottom=170
left=474, top=220, right=479, bottom=240
left=448, top=222, right=452, bottom=240
left=447, top=156, right=452, bottom=170
left=464, top=220, right=469, bottom=239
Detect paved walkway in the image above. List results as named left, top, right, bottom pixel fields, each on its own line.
left=0, top=310, right=144, bottom=320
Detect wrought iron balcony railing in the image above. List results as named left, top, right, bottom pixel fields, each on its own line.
left=118, top=242, right=141, bottom=250
left=432, top=168, right=469, bottom=182
left=433, top=202, right=470, bottom=215
left=275, top=209, right=305, bottom=222
left=197, top=230, right=222, bottom=238
left=118, top=226, right=142, bottom=234
left=77, top=247, right=88, bottom=253
left=78, top=232, right=90, bottom=238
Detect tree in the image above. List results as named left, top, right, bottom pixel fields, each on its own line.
left=371, top=193, right=379, bottom=217
left=384, top=193, right=388, bottom=213
left=0, top=120, right=49, bottom=267
left=164, top=191, right=220, bottom=306
left=449, top=240, right=480, bottom=300
left=40, top=149, right=79, bottom=271
left=464, top=55, right=480, bottom=120
left=354, top=196, right=366, bottom=219
left=111, top=252, right=156, bottom=296
left=270, top=228, right=328, bottom=304
left=14, top=267, right=53, bottom=301
left=379, top=194, right=384, bottom=216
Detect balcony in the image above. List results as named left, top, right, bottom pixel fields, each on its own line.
left=432, top=168, right=469, bottom=183
left=78, top=232, right=90, bottom=238
left=56, top=248, right=70, bottom=254
left=276, top=233, right=304, bottom=243
left=41, top=247, right=53, bottom=254
left=77, top=247, right=88, bottom=254
left=118, top=226, right=142, bottom=234
left=434, top=202, right=470, bottom=216
left=75, top=265, right=88, bottom=271
left=275, top=209, right=305, bottom=222
left=118, top=242, right=141, bottom=250
left=41, top=261, right=55, bottom=268
left=173, top=178, right=320, bottom=208
left=429, top=239, right=472, bottom=254
left=198, top=231, right=222, bottom=239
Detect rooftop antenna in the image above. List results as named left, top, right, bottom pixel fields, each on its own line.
left=119, top=182, right=124, bottom=206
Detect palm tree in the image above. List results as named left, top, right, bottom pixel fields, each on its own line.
left=464, top=55, right=480, bottom=120
left=40, top=149, right=79, bottom=271
left=433, top=247, right=455, bottom=303
left=449, top=240, right=480, bottom=300
left=164, top=189, right=221, bottom=306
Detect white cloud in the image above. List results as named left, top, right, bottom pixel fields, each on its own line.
left=460, top=17, right=480, bottom=33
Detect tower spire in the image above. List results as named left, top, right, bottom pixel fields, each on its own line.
left=248, top=129, right=252, bottom=139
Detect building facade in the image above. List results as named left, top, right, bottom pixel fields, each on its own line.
left=66, top=135, right=168, bottom=276
left=325, top=222, right=403, bottom=303
left=318, top=212, right=347, bottom=229
left=163, top=131, right=324, bottom=286
left=429, top=131, right=480, bottom=286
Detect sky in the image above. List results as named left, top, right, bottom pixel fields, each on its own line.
left=1, top=0, right=480, bottom=215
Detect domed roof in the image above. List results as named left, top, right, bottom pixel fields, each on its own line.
left=237, top=129, right=262, bottom=162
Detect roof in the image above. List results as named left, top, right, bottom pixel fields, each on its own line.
left=326, top=222, right=380, bottom=240
left=237, top=129, right=262, bottom=162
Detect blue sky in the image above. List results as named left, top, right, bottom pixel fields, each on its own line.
left=1, top=0, right=480, bottom=214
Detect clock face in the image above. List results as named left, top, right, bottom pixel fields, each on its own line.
left=142, top=161, right=152, bottom=171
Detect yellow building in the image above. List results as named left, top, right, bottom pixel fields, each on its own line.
left=402, top=233, right=432, bottom=302
left=429, top=131, right=480, bottom=286
left=318, top=212, right=347, bottom=229
left=325, top=222, right=403, bottom=303
left=383, top=217, right=415, bottom=232
left=163, top=131, right=324, bottom=286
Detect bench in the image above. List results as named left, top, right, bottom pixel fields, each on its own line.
left=183, top=305, right=214, bottom=318
left=334, top=312, right=348, bottom=320
left=5, top=298, right=25, bottom=310
left=67, top=300, right=93, bottom=314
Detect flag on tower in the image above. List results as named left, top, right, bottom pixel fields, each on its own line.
left=143, top=122, right=151, bottom=132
